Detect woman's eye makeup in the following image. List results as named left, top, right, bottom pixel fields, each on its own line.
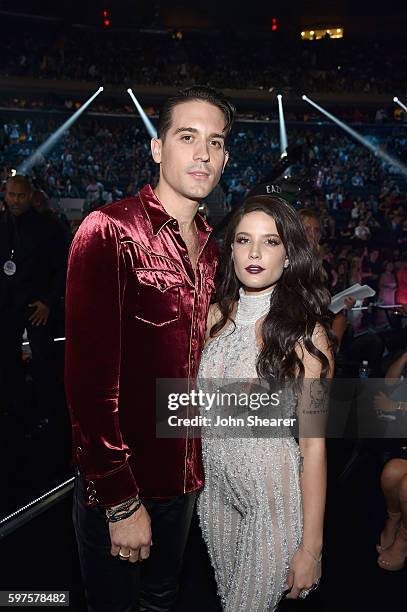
left=235, top=235, right=281, bottom=245
left=235, top=236, right=249, bottom=244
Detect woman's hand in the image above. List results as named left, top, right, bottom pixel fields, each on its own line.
left=374, top=392, right=396, bottom=413
left=285, top=546, right=321, bottom=599
left=343, top=296, right=356, bottom=310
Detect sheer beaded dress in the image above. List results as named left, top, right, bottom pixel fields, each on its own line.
left=197, top=289, right=303, bottom=612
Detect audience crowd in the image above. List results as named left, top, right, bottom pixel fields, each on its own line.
left=1, top=20, right=407, bottom=96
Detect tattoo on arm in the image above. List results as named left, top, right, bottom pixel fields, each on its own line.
left=309, top=379, right=329, bottom=415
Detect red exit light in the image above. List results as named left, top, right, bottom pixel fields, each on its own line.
left=102, top=7, right=110, bottom=26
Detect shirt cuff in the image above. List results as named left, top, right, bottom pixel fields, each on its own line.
left=82, top=463, right=139, bottom=508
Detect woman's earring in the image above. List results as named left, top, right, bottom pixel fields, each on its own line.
left=284, top=260, right=289, bottom=269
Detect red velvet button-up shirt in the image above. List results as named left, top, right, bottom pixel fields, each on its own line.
left=65, top=185, right=217, bottom=507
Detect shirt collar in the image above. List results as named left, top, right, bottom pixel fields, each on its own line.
left=139, top=184, right=213, bottom=237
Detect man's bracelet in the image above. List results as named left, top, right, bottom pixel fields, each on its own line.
left=105, top=497, right=141, bottom=523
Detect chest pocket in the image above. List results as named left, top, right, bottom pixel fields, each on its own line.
left=130, top=268, right=183, bottom=327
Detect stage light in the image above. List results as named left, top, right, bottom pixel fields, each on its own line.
left=302, top=95, right=407, bottom=178
left=127, top=88, right=157, bottom=138
left=277, top=94, right=288, bottom=157
left=18, top=86, right=104, bottom=175
left=394, top=97, right=407, bottom=112
left=301, top=94, right=307, bottom=100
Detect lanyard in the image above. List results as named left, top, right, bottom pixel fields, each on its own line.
left=3, top=213, right=19, bottom=276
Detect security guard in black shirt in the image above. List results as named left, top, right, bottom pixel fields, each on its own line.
left=0, top=175, right=69, bottom=425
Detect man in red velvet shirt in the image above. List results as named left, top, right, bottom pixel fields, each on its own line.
left=65, top=86, right=234, bottom=611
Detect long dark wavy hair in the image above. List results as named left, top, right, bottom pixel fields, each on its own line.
left=211, top=196, right=335, bottom=382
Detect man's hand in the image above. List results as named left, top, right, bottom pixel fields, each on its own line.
left=109, top=503, right=152, bottom=563
left=28, top=301, right=50, bottom=326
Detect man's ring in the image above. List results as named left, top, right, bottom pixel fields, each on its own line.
left=118, top=550, right=131, bottom=559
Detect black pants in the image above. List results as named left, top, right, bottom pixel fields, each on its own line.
left=73, top=473, right=197, bottom=612
left=0, top=308, right=57, bottom=419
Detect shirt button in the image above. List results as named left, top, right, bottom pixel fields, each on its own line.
left=77, top=446, right=83, bottom=453
left=183, top=254, right=189, bottom=261
left=171, top=220, right=178, bottom=228
left=159, top=283, right=166, bottom=290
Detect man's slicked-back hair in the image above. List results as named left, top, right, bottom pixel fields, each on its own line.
left=157, top=85, right=235, bottom=143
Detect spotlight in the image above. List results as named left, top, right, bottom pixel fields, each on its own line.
left=301, top=94, right=307, bottom=101
left=127, top=88, right=157, bottom=138
left=302, top=95, right=407, bottom=178
left=18, top=86, right=104, bottom=175
left=98, top=86, right=104, bottom=92
left=394, top=96, right=407, bottom=112
left=277, top=93, right=288, bottom=156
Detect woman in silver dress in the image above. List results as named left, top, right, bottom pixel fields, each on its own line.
left=197, top=196, right=334, bottom=611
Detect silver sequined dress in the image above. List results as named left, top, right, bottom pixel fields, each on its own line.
left=197, top=289, right=303, bottom=612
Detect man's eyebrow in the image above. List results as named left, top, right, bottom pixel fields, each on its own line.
left=174, top=127, right=198, bottom=135
left=173, top=127, right=225, bottom=139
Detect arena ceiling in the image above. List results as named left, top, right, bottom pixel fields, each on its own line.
left=1, top=0, right=406, bottom=29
